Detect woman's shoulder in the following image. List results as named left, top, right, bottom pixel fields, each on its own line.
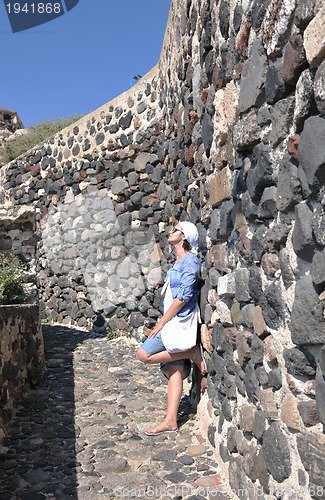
left=179, top=252, right=200, bottom=269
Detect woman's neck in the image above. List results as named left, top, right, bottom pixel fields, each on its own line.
left=174, top=243, right=190, bottom=261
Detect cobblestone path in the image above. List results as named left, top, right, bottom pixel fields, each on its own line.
left=0, top=325, right=231, bottom=499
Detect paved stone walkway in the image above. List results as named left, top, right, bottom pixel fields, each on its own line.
left=0, top=325, right=231, bottom=499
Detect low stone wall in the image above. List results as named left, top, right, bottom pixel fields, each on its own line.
left=0, top=304, right=44, bottom=441
left=0, top=0, right=324, bottom=495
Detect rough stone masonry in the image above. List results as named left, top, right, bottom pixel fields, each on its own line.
left=0, top=0, right=325, bottom=497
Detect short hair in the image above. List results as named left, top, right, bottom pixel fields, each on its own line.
left=183, top=239, right=192, bottom=252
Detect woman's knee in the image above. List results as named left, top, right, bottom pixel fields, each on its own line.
left=137, top=347, right=150, bottom=363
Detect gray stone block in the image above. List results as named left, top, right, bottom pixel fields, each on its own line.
left=276, top=158, right=302, bottom=213
left=268, top=96, right=296, bottom=147
left=284, top=347, right=317, bottom=376
left=253, top=410, right=266, bottom=440
left=291, top=275, right=325, bottom=345
left=312, top=205, right=325, bottom=246
left=258, top=186, right=277, bottom=218
left=316, top=366, right=325, bottom=425
left=259, top=281, right=287, bottom=330
left=294, top=0, right=316, bottom=29
left=263, top=422, right=291, bottom=483
left=265, top=56, right=287, bottom=104
left=292, top=203, right=315, bottom=262
left=320, top=345, right=325, bottom=373
left=247, top=144, right=277, bottom=203
left=297, top=430, right=325, bottom=495
left=251, top=334, right=265, bottom=365
left=235, top=268, right=250, bottom=303
left=244, top=362, right=260, bottom=404
left=298, top=116, right=325, bottom=192
left=311, top=250, right=325, bottom=285
left=297, top=400, right=319, bottom=426
left=294, top=68, right=317, bottom=133
left=238, top=39, right=268, bottom=114
left=314, top=60, right=325, bottom=115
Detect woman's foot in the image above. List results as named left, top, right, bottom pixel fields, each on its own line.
left=191, top=345, right=207, bottom=376
left=145, top=420, right=178, bottom=436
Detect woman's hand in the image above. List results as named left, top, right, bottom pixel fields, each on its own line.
left=148, top=321, right=165, bottom=338
left=147, top=298, right=186, bottom=339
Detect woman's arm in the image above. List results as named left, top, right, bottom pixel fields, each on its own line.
left=147, top=298, right=186, bottom=338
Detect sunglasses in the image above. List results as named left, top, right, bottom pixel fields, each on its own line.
left=171, top=226, right=184, bottom=234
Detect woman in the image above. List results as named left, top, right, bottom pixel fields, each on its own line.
left=137, top=221, right=206, bottom=436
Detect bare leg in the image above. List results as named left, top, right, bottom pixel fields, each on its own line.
left=145, top=365, right=183, bottom=434
left=137, top=344, right=206, bottom=375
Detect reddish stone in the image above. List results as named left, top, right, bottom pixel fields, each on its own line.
left=264, top=335, right=277, bottom=363
left=22, top=237, right=37, bottom=247
left=196, top=474, right=223, bottom=487
left=127, top=96, right=134, bottom=108
left=207, top=399, right=214, bottom=418
left=287, top=134, right=300, bottom=161
left=239, top=405, right=256, bottom=433
left=151, top=90, right=158, bottom=102
left=29, top=164, right=41, bottom=177
left=148, top=193, right=160, bottom=207
left=282, top=35, right=307, bottom=85
left=224, top=327, right=238, bottom=346
left=106, top=140, right=119, bottom=151
left=39, top=208, right=48, bottom=228
left=211, top=145, right=227, bottom=170
left=0, top=238, right=12, bottom=250
left=286, top=374, right=316, bottom=396
left=200, top=88, right=209, bottom=106
left=260, top=388, right=278, bottom=419
left=208, top=244, right=229, bottom=272
left=117, top=149, right=127, bottom=159
left=238, top=226, right=251, bottom=252
left=116, top=318, right=129, bottom=331
left=261, top=253, right=280, bottom=276
left=200, top=376, right=207, bottom=393
left=189, top=110, right=199, bottom=125
left=281, top=393, right=301, bottom=431
left=212, top=66, right=223, bottom=90
left=196, top=434, right=207, bottom=444
left=237, top=22, right=252, bottom=57
left=253, top=306, right=267, bottom=337
left=47, top=295, right=57, bottom=308
left=208, top=167, right=232, bottom=207
left=186, top=143, right=195, bottom=167
left=134, top=116, right=142, bottom=129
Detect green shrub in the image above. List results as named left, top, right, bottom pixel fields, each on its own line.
left=0, top=254, right=28, bottom=305
left=2, top=114, right=83, bottom=164
left=106, top=326, right=117, bottom=341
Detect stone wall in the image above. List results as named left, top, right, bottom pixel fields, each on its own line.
left=0, top=0, right=325, bottom=496
left=0, top=109, right=24, bottom=167
left=0, top=206, right=42, bottom=440
left=0, top=304, right=44, bottom=441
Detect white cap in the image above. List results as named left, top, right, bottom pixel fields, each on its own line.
left=179, top=221, right=199, bottom=255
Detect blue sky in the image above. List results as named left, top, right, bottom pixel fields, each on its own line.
left=0, top=1, right=171, bottom=127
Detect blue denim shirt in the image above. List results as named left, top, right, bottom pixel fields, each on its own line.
left=165, top=253, right=201, bottom=317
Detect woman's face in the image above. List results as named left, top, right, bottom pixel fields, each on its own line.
left=168, top=224, right=185, bottom=245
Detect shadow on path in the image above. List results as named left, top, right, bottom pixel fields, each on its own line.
left=0, top=325, right=199, bottom=499
left=0, top=325, right=98, bottom=499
